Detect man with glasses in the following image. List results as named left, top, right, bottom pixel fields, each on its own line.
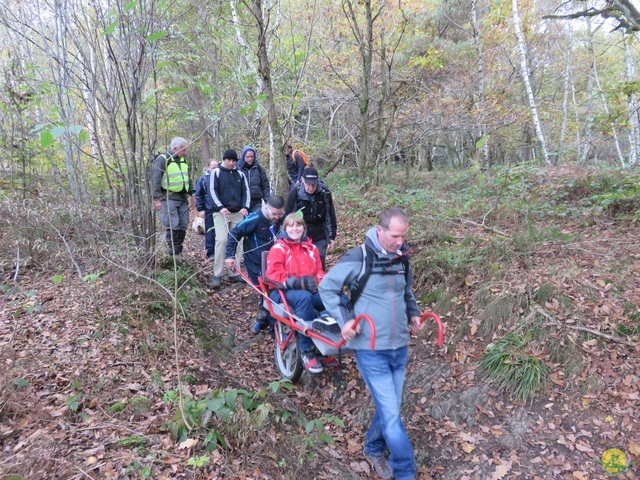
left=209, top=149, right=250, bottom=288
left=225, top=195, right=285, bottom=333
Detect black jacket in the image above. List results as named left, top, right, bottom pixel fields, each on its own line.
left=209, top=166, right=250, bottom=213
left=237, top=147, right=270, bottom=203
left=286, top=153, right=304, bottom=184
left=285, top=180, right=337, bottom=243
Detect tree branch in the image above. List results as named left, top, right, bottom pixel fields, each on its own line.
left=533, top=306, right=639, bottom=348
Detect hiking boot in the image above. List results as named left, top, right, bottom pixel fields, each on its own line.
left=300, top=351, right=323, bottom=374
left=211, top=276, right=222, bottom=288
left=251, top=319, right=270, bottom=335
left=255, top=307, right=270, bottom=322
left=227, top=273, right=243, bottom=283
left=363, top=449, right=393, bottom=480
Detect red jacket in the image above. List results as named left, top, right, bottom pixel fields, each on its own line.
left=265, top=236, right=325, bottom=286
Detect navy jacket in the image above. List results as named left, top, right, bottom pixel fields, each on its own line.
left=225, top=209, right=280, bottom=265
left=195, top=170, right=215, bottom=213
left=286, top=153, right=304, bottom=184
left=209, top=166, right=250, bottom=213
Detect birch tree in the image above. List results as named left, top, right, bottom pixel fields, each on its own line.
left=512, top=0, right=550, bottom=164
left=471, top=0, right=490, bottom=169
left=624, top=36, right=639, bottom=167
left=584, top=18, right=625, bottom=165
left=558, top=22, right=573, bottom=163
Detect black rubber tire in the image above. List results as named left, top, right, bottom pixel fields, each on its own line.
left=274, top=322, right=303, bottom=383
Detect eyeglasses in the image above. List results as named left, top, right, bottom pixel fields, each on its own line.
left=266, top=204, right=283, bottom=219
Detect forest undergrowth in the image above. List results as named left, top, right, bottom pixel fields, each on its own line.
left=1, top=164, right=639, bottom=479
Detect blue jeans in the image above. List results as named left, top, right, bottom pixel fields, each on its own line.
left=269, top=289, right=324, bottom=352
left=355, top=347, right=415, bottom=480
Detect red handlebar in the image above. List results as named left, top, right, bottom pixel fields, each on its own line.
left=351, top=313, right=376, bottom=350
left=420, top=311, right=444, bottom=346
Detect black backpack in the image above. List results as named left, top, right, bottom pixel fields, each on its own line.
left=348, top=244, right=410, bottom=309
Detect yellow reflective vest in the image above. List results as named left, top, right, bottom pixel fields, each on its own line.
left=160, top=154, right=189, bottom=193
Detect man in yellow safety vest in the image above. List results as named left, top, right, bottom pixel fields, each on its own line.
left=152, top=137, right=195, bottom=259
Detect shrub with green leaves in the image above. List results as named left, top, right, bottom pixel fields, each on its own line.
left=164, top=379, right=296, bottom=449
left=478, top=332, right=549, bottom=402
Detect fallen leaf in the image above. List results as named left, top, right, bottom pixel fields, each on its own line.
left=572, top=471, right=588, bottom=480
left=161, top=457, right=181, bottom=464
left=629, top=441, right=640, bottom=456
left=491, top=461, right=512, bottom=480
left=177, top=438, right=197, bottom=450
left=459, top=432, right=476, bottom=443
left=575, top=442, right=594, bottom=453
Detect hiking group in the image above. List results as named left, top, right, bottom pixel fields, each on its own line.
left=153, top=137, right=425, bottom=480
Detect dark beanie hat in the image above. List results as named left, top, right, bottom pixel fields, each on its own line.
left=223, top=149, right=238, bottom=161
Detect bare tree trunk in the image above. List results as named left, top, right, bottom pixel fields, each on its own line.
left=96, top=0, right=161, bottom=265
left=625, top=37, right=639, bottom=167
left=471, top=0, right=489, bottom=170
left=512, top=0, right=550, bottom=164
left=342, top=0, right=374, bottom=183
left=244, top=0, right=287, bottom=195
left=558, top=23, right=573, bottom=165
left=37, top=0, right=88, bottom=205
left=192, top=86, right=211, bottom=163
left=579, top=46, right=594, bottom=163
left=585, top=18, right=625, bottom=166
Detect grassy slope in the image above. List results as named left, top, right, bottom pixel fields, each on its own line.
left=1, top=164, right=639, bottom=479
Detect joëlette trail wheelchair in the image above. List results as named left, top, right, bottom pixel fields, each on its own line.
left=233, top=253, right=444, bottom=383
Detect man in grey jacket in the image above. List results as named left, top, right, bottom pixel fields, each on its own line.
left=319, top=207, right=424, bottom=480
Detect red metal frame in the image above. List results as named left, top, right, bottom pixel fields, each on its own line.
left=232, top=264, right=444, bottom=351
left=420, top=311, right=444, bottom=346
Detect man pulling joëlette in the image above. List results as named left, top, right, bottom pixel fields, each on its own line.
left=319, top=207, right=424, bottom=480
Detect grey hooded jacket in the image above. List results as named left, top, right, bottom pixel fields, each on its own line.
left=318, top=227, right=421, bottom=351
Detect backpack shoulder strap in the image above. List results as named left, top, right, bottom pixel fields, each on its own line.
left=348, top=244, right=373, bottom=308
left=349, top=246, right=410, bottom=309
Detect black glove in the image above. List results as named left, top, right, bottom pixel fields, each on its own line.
left=284, top=276, right=302, bottom=290
left=284, top=276, right=318, bottom=292
left=301, top=276, right=318, bottom=293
